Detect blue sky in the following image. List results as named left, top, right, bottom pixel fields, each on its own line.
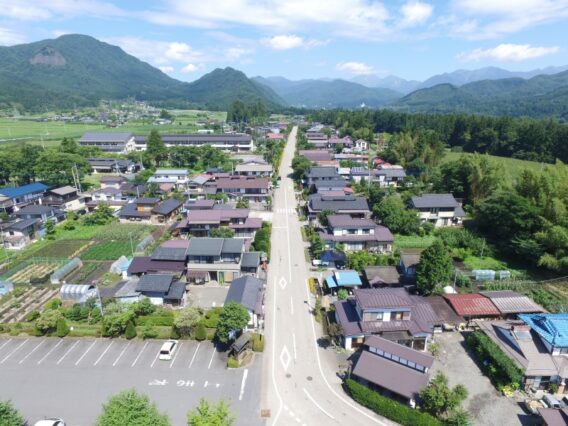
left=0, top=0, right=567, bottom=82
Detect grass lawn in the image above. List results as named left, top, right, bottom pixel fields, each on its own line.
left=394, top=234, right=435, bottom=250
left=462, top=255, right=508, bottom=270
left=81, top=241, right=135, bottom=260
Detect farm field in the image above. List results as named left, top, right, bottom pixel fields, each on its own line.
left=57, top=223, right=156, bottom=241
left=34, top=240, right=90, bottom=258
left=394, top=234, right=435, bottom=249
left=8, top=262, right=59, bottom=284
left=80, top=241, right=134, bottom=260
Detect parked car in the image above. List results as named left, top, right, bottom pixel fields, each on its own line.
left=34, top=419, right=65, bottom=426
left=159, top=339, right=178, bottom=360
left=543, top=393, right=562, bottom=409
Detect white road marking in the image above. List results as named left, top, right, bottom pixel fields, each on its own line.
left=94, top=341, right=113, bottom=366
left=75, top=340, right=97, bottom=366
left=188, top=342, right=201, bottom=369
left=238, top=368, right=249, bottom=401
left=1, top=339, right=28, bottom=364
left=207, top=346, right=216, bottom=369
left=169, top=342, right=182, bottom=369
left=279, top=277, right=287, bottom=290
left=290, top=296, right=294, bottom=315
left=204, top=380, right=208, bottom=387
left=37, top=339, right=63, bottom=365
left=131, top=341, right=149, bottom=367
left=292, top=333, right=297, bottom=360
left=150, top=347, right=160, bottom=368
left=112, top=340, right=131, bottom=367
left=303, top=388, right=335, bottom=419
left=279, top=346, right=291, bottom=371
left=0, top=339, right=12, bottom=352
left=56, top=340, right=79, bottom=365
left=18, top=339, right=45, bottom=364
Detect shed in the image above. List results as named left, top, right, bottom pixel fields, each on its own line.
left=110, top=256, right=131, bottom=275
left=443, top=293, right=500, bottom=318
left=480, top=290, right=545, bottom=316
left=426, top=296, right=464, bottom=330
left=230, top=332, right=251, bottom=360
left=325, top=270, right=362, bottom=290
left=363, top=266, right=401, bottom=287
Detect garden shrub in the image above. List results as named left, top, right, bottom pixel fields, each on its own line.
left=344, top=379, right=442, bottom=426
left=136, top=310, right=174, bottom=327
left=227, top=357, right=239, bottom=368
left=54, top=317, right=70, bottom=337
left=194, top=323, right=207, bottom=341
left=141, top=325, right=158, bottom=339
left=170, top=327, right=181, bottom=339
left=26, top=310, right=40, bottom=322
left=124, top=320, right=137, bottom=339
left=201, top=307, right=222, bottom=328
left=252, top=333, right=264, bottom=352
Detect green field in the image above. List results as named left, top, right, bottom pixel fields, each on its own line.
left=81, top=241, right=135, bottom=260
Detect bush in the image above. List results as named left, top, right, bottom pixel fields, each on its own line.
left=252, top=333, right=264, bottom=352
left=136, top=311, right=174, bottom=327
left=170, top=327, right=181, bottom=340
left=194, top=323, right=207, bottom=341
left=26, top=310, right=40, bottom=322
left=54, top=317, right=70, bottom=337
left=227, top=357, right=239, bottom=368
left=337, top=289, right=349, bottom=300
left=344, top=379, right=442, bottom=426
left=44, top=298, right=62, bottom=310
left=202, top=307, right=222, bottom=328
left=124, top=320, right=137, bottom=339
left=141, top=325, right=158, bottom=339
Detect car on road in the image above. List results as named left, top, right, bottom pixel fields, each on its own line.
left=34, top=418, right=65, bottom=426
left=159, top=339, right=178, bottom=360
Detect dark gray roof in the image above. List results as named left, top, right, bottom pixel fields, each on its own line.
left=309, top=194, right=369, bottom=212
left=225, top=276, right=264, bottom=312
left=80, top=132, right=133, bottom=143
left=127, top=257, right=186, bottom=274
left=480, top=290, right=545, bottom=314
left=222, top=238, right=244, bottom=253
left=314, top=179, right=347, bottom=189
left=164, top=281, right=186, bottom=300
left=119, top=204, right=151, bottom=218
left=365, top=335, right=434, bottom=368
left=426, top=296, right=464, bottom=325
left=307, top=167, right=339, bottom=178
left=241, top=252, right=261, bottom=268
left=135, top=133, right=251, bottom=144
left=135, top=274, right=174, bottom=293
left=186, top=238, right=243, bottom=256
left=411, top=194, right=458, bottom=209
left=135, top=197, right=160, bottom=205
left=151, top=247, right=187, bottom=262
left=6, top=219, right=38, bottom=231
left=152, top=198, right=183, bottom=215
left=15, top=205, right=58, bottom=215
left=374, top=169, right=407, bottom=178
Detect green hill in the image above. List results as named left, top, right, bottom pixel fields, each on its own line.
left=391, top=71, right=568, bottom=119
left=0, top=34, right=284, bottom=112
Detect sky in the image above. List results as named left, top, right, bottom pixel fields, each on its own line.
left=0, top=0, right=567, bottom=82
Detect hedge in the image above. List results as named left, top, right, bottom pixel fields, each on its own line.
left=136, top=312, right=174, bottom=327
left=465, top=331, right=524, bottom=389
left=344, top=379, right=443, bottom=426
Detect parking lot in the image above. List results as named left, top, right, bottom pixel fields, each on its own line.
left=0, top=337, right=262, bottom=426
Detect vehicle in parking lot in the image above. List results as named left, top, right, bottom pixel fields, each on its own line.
left=34, top=418, right=66, bottom=426
left=159, top=339, right=178, bottom=360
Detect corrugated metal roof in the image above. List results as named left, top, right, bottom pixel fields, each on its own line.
left=480, top=291, right=545, bottom=314
left=79, top=132, right=133, bottom=142
left=443, top=293, right=500, bottom=316
left=411, top=193, right=458, bottom=208
left=0, top=182, right=48, bottom=198
left=519, top=313, right=568, bottom=347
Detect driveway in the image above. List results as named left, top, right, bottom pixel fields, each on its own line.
left=431, top=332, right=534, bottom=426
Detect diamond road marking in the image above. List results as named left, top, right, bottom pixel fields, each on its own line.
left=279, top=277, right=287, bottom=290
left=280, top=346, right=291, bottom=371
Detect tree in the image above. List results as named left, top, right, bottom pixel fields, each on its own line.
left=83, top=203, right=115, bottom=226
left=36, top=309, right=64, bottom=335
left=54, top=317, right=70, bottom=337
left=210, top=227, right=235, bottom=238
left=0, top=401, right=25, bottom=426
left=130, top=298, right=156, bottom=316
left=373, top=195, right=420, bottom=235
left=159, top=109, right=174, bottom=122
left=195, top=323, right=207, bottom=341
left=101, top=312, right=134, bottom=338
left=215, top=302, right=250, bottom=344
left=327, top=323, right=343, bottom=346
left=337, top=289, right=349, bottom=300
left=317, top=209, right=334, bottom=226
left=445, top=409, right=471, bottom=426
left=34, top=151, right=89, bottom=187
left=95, top=389, right=170, bottom=426
left=44, top=219, right=56, bottom=239
left=60, top=137, right=78, bottom=154
left=174, top=306, right=202, bottom=337
left=416, top=239, right=453, bottom=295
left=235, top=198, right=249, bottom=209
left=420, top=372, right=468, bottom=419
left=124, top=320, right=137, bottom=339
left=146, top=130, right=167, bottom=167
left=291, top=156, right=311, bottom=182
left=187, top=398, right=235, bottom=426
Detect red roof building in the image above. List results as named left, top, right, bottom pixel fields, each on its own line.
left=443, top=293, right=500, bottom=317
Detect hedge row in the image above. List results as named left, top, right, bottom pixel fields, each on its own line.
left=465, top=331, right=524, bottom=389
left=344, top=379, right=443, bottom=426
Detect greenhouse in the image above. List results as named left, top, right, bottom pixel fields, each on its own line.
left=59, top=284, right=98, bottom=304
left=50, top=258, right=83, bottom=284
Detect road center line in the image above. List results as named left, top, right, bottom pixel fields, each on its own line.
left=188, top=342, right=201, bottom=369
left=169, top=342, right=182, bottom=369
left=0, top=339, right=12, bottom=352
left=292, top=333, right=297, bottom=360
left=302, top=388, right=335, bottom=419
left=112, top=340, right=131, bottom=366
left=94, top=341, right=113, bottom=366
left=75, top=340, right=97, bottom=366
left=207, top=346, right=216, bottom=369
left=37, top=339, right=63, bottom=365
left=19, top=339, right=45, bottom=364
left=131, top=341, right=148, bottom=367
left=1, top=339, right=28, bottom=364
left=290, top=296, right=294, bottom=315
left=56, top=340, right=79, bottom=365
left=238, top=368, right=249, bottom=401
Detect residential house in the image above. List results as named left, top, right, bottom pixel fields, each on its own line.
left=152, top=199, right=183, bottom=223
left=88, top=187, right=124, bottom=206
left=319, top=250, right=347, bottom=269
left=147, top=169, right=190, bottom=190
left=363, top=266, right=402, bottom=287
left=538, top=408, right=568, bottom=425
left=177, top=209, right=259, bottom=238
left=0, top=183, right=49, bottom=213
left=14, top=205, right=65, bottom=224
left=87, top=157, right=137, bottom=173
left=215, top=177, right=270, bottom=203
left=225, top=275, right=264, bottom=329
left=100, top=176, right=126, bottom=190
left=308, top=194, right=370, bottom=221
left=334, top=153, right=368, bottom=164
left=319, top=214, right=394, bottom=252
left=0, top=219, right=40, bottom=250
left=79, top=132, right=135, bottom=153
left=299, top=150, right=332, bottom=163
left=334, top=287, right=437, bottom=350
left=134, top=274, right=186, bottom=306
left=240, top=252, right=262, bottom=275
left=42, top=186, right=86, bottom=211
left=410, top=194, right=465, bottom=227
left=118, top=198, right=182, bottom=224
left=399, top=252, right=421, bottom=279
left=186, top=237, right=245, bottom=283
left=185, top=199, right=215, bottom=210
left=353, top=139, right=368, bottom=152
left=352, top=335, right=434, bottom=405
left=186, top=175, right=212, bottom=199
left=127, top=256, right=186, bottom=277
left=306, top=167, right=341, bottom=187
left=325, top=270, right=362, bottom=292
left=373, top=168, right=407, bottom=188
left=235, top=163, right=273, bottom=177
left=314, top=179, right=348, bottom=194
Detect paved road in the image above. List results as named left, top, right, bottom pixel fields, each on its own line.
left=261, top=127, right=392, bottom=426
left=0, top=337, right=261, bottom=426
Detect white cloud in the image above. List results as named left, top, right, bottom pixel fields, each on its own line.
left=458, top=43, right=560, bottom=62
left=104, top=37, right=205, bottom=66
left=51, top=29, right=72, bottom=38
left=181, top=63, right=199, bottom=73
left=0, top=27, right=25, bottom=45
left=336, top=61, right=375, bottom=75
left=400, top=1, right=433, bottom=27
left=159, top=66, right=174, bottom=73
left=262, top=34, right=328, bottom=50
left=224, top=46, right=254, bottom=60
left=0, top=0, right=124, bottom=21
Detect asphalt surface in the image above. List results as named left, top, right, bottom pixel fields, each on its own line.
left=0, top=337, right=261, bottom=426
left=261, top=127, right=393, bottom=426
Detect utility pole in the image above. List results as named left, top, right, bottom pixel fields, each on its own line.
left=128, top=232, right=134, bottom=257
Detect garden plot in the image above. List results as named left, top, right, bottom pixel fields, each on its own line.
left=80, top=241, right=135, bottom=261
left=8, top=262, right=59, bottom=285
left=0, top=286, right=59, bottom=323
left=34, top=240, right=91, bottom=258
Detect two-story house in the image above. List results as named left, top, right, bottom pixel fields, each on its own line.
left=119, top=198, right=182, bottom=224
left=334, top=288, right=437, bottom=350
left=307, top=194, right=370, bottom=221
left=134, top=274, right=186, bottom=306
left=177, top=209, right=260, bottom=238
left=14, top=205, right=65, bottom=225
left=373, top=167, right=407, bottom=188
left=306, top=167, right=341, bottom=187
left=353, top=139, right=368, bottom=152
left=100, top=176, right=126, bottom=190
left=410, top=194, right=465, bottom=227
left=42, top=186, right=87, bottom=211
left=147, top=169, right=190, bottom=190
left=225, top=275, right=264, bottom=330
left=187, top=175, right=212, bottom=199
left=235, top=161, right=273, bottom=177
left=0, top=219, right=40, bottom=250
left=186, top=237, right=245, bottom=284
left=0, top=182, right=49, bottom=213
left=319, top=214, right=394, bottom=252
left=215, top=177, right=270, bottom=203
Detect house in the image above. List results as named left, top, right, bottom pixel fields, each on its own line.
left=353, top=139, right=368, bottom=152
left=235, top=163, right=273, bottom=177
left=443, top=293, right=501, bottom=322
left=186, top=238, right=245, bottom=283
left=118, top=198, right=182, bottom=224
left=373, top=168, right=407, bottom=188
left=127, top=256, right=186, bottom=277
left=410, top=194, right=465, bottom=227
left=135, top=274, right=186, bottom=306
left=225, top=275, right=264, bottom=329
left=363, top=266, right=402, bottom=287
left=14, top=205, right=65, bottom=224
left=0, top=182, right=49, bottom=212
left=177, top=209, right=260, bottom=238
left=306, top=167, right=341, bottom=186
left=538, top=408, right=568, bottom=426
left=241, top=252, right=262, bottom=275
left=480, top=291, right=545, bottom=317
left=152, top=199, right=183, bottom=223
left=79, top=132, right=135, bottom=153
left=325, top=270, right=362, bottom=292
left=299, top=150, right=332, bottom=163
left=133, top=133, right=254, bottom=152
left=42, top=186, right=86, bottom=211
left=352, top=335, right=434, bottom=405
left=308, top=194, right=370, bottom=221
left=185, top=199, right=215, bottom=210
left=87, top=157, right=137, bottom=173
left=318, top=214, right=394, bottom=252
left=399, top=252, right=421, bottom=279
left=319, top=250, right=347, bottom=268
left=215, top=177, right=270, bottom=203
left=334, top=287, right=437, bottom=350
left=0, top=219, right=40, bottom=250
left=187, top=175, right=212, bottom=199
left=89, top=187, right=124, bottom=203
left=314, top=179, right=348, bottom=194
left=147, top=169, right=189, bottom=189
left=100, top=176, right=126, bottom=190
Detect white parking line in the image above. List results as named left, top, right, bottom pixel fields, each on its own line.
left=75, top=340, right=97, bottom=366
left=188, top=342, right=201, bottom=369
left=207, top=346, right=216, bottom=369
left=19, top=340, right=45, bottom=364
left=238, top=369, right=249, bottom=401
left=150, top=347, right=160, bottom=368
left=94, top=341, right=113, bottom=366
left=131, top=341, right=149, bottom=367
left=1, top=339, right=28, bottom=364
left=56, top=340, right=79, bottom=365
left=0, top=339, right=12, bottom=352
left=169, top=342, right=183, bottom=369
left=37, top=340, right=63, bottom=365
left=112, top=341, right=131, bottom=367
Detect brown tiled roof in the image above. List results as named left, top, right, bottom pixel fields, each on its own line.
left=364, top=266, right=401, bottom=286
left=216, top=177, right=269, bottom=189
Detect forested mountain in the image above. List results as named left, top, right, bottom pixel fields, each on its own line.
left=0, top=35, right=284, bottom=111
left=253, top=76, right=402, bottom=108
left=390, top=71, right=568, bottom=119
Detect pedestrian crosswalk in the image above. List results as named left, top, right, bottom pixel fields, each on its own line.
left=275, top=207, right=296, bottom=214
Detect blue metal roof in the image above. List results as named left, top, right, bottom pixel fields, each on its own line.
left=519, top=313, right=568, bottom=347
left=0, top=182, right=48, bottom=198
left=325, top=271, right=362, bottom=289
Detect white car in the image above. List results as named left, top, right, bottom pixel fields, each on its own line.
left=34, top=419, right=65, bottom=426
left=159, top=339, right=178, bottom=360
